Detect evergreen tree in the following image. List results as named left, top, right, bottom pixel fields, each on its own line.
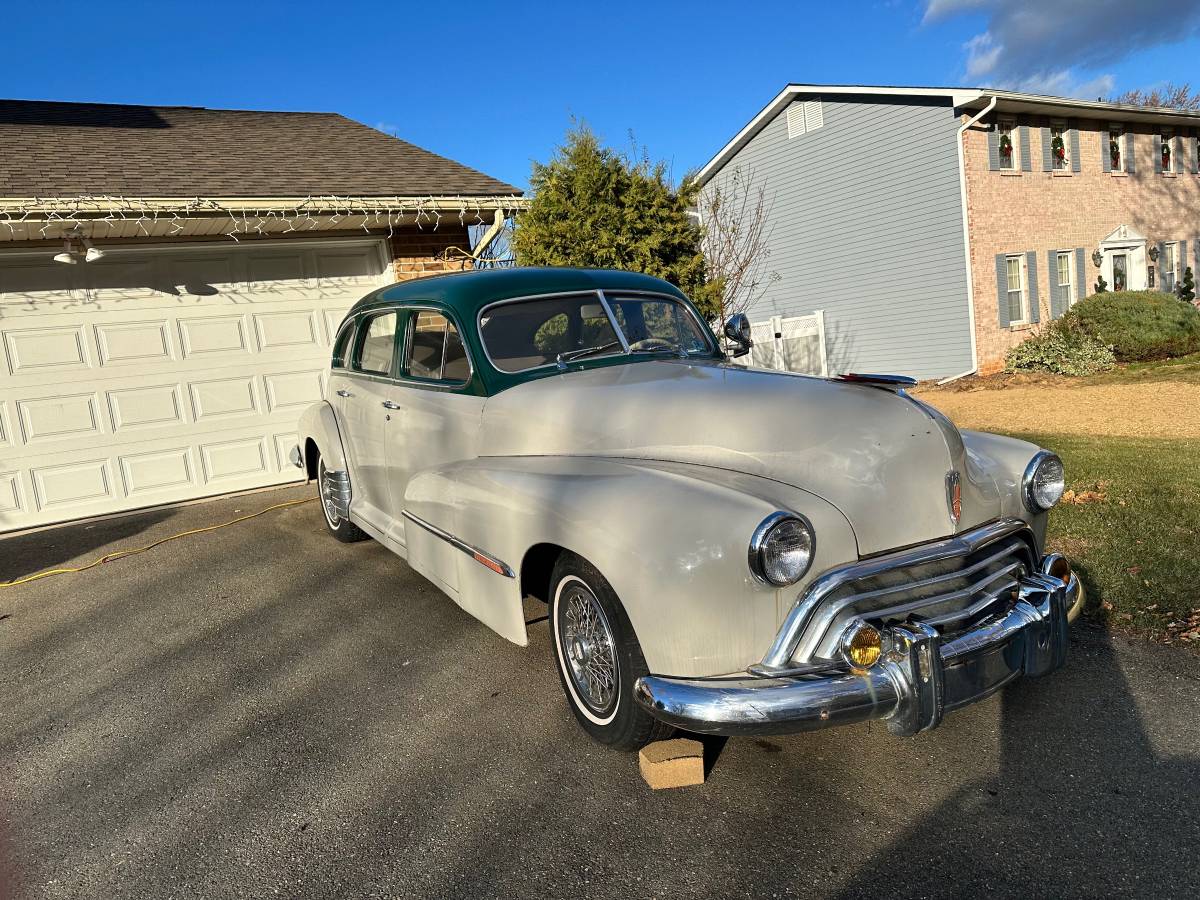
left=1179, top=266, right=1196, bottom=303
left=1094, top=275, right=1108, bottom=294
left=512, top=124, right=719, bottom=319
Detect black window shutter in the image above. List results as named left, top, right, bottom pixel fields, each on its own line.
left=1103, top=128, right=1112, bottom=173
left=1154, top=133, right=1163, bottom=173
left=1070, top=121, right=1081, bottom=173
left=1019, top=121, right=1032, bottom=172
left=1040, top=125, right=1053, bottom=171
left=1026, top=252, right=1040, bottom=322
left=996, top=254, right=1010, bottom=327
left=1126, top=132, right=1137, bottom=173
left=1181, top=241, right=1189, bottom=285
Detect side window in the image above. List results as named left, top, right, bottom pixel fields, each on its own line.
left=353, top=311, right=398, bottom=376
left=405, top=311, right=470, bottom=384
left=331, top=321, right=355, bottom=369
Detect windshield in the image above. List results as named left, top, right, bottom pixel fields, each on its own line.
left=479, top=292, right=715, bottom=373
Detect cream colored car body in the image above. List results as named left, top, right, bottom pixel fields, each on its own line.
left=299, top=356, right=1048, bottom=679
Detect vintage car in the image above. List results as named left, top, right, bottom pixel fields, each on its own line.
left=294, top=267, right=1082, bottom=750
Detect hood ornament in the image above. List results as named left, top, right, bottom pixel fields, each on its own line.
left=946, top=471, right=962, bottom=524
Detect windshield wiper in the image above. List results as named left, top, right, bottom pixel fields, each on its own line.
left=631, top=345, right=690, bottom=359
left=557, top=340, right=622, bottom=368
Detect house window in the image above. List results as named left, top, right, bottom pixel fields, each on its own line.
left=1057, top=251, right=1074, bottom=306
left=1163, top=242, right=1179, bottom=292
left=1161, top=127, right=1175, bottom=172
left=1109, top=124, right=1124, bottom=172
left=998, top=120, right=1016, bottom=170
left=1005, top=255, right=1027, bottom=323
left=1050, top=121, right=1068, bottom=171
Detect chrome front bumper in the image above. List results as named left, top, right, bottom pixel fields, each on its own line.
left=633, top=571, right=1077, bottom=738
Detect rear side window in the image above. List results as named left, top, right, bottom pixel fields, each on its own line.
left=353, top=311, right=398, bottom=376
left=405, top=310, right=470, bottom=384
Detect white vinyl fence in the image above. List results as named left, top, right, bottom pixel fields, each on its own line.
left=735, top=310, right=828, bottom=376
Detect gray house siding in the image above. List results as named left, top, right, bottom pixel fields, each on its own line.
left=705, top=96, right=972, bottom=380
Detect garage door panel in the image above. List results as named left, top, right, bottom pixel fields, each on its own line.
left=0, top=472, right=23, bottom=515
left=4, top=325, right=91, bottom=374
left=108, top=383, right=186, bottom=432
left=94, top=320, right=173, bottom=367
left=17, top=393, right=103, bottom=443
left=189, top=377, right=258, bottom=422
left=178, top=315, right=250, bottom=357
left=31, top=459, right=114, bottom=510
left=253, top=310, right=319, bottom=351
left=0, top=236, right=386, bottom=531
left=200, top=436, right=269, bottom=482
left=263, top=370, right=324, bottom=413
left=119, top=447, right=196, bottom=496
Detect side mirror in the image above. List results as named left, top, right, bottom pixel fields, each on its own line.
left=723, top=313, right=753, bottom=358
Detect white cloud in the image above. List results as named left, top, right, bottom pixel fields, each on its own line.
left=926, top=0, right=1200, bottom=97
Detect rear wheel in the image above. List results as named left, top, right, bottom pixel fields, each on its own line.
left=548, top=552, right=673, bottom=750
left=317, top=456, right=367, bottom=543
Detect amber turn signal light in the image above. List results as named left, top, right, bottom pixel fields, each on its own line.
left=840, top=621, right=882, bottom=671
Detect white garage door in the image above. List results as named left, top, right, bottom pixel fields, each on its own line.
left=0, top=236, right=390, bottom=532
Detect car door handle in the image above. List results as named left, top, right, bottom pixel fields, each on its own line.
left=381, top=400, right=402, bottom=410
left=335, top=389, right=352, bottom=398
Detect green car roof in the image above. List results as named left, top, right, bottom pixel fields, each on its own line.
left=347, top=266, right=689, bottom=318
left=343, top=266, right=719, bottom=396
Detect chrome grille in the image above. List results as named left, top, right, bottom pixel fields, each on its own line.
left=767, top=519, right=1039, bottom=668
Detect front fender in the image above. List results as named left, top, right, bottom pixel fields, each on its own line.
left=406, top=456, right=857, bottom=677
left=960, top=429, right=1048, bottom=547
left=297, top=400, right=347, bottom=474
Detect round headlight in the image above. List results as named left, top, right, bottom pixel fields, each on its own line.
left=1023, top=451, right=1065, bottom=512
left=749, top=513, right=815, bottom=586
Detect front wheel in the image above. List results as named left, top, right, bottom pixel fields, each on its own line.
left=317, top=456, right=367, bottom=543
left=548, top=552, right=673, bottom=750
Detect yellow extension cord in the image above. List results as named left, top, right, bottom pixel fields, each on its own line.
left=0, top=496, right=316, bottom=589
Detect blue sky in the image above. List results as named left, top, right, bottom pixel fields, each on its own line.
left=5, top=1, right=1200, bottom=191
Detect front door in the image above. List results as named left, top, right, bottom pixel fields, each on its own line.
left=339, top=308, right=401, bottom=534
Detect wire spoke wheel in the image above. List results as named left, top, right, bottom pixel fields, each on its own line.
left=559, top=581, right=619, bottom=717
left=318, top=460, right=341, bottom=528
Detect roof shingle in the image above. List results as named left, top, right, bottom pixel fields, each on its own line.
left=0, top=100, right=520, bottom=198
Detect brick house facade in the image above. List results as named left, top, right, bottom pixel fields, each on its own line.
left=699, top=85, right=1200, bottom=381
left=964, top=113, right=1200, bottom=373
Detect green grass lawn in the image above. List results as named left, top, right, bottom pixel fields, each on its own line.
left=1012, top=431, right=1200, bottom=641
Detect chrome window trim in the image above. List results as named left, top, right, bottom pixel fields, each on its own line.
left=758, top=517, right=1032, bottom=672
left=476, top=288, right=715, bottom=375
left=747, top=511, right=815, bottom=586
left=401, top=509, right=515, bottom=578
left=1022, top=449, right=1062, bottom=513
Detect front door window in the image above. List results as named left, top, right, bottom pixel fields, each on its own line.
left=1112, top=254, right=1128, bottom=292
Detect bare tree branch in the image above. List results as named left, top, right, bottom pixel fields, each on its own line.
left=1110, top=82, right=1200, bottom=110
left=696, top=166, right=780, bottom=332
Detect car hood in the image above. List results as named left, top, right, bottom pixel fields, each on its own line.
left=479, top=360, right=1001, bottom=555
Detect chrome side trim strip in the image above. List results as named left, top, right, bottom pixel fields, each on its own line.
left=760, top=517, right=1031, bottom=671
left=400, top=509, right=516, bottom=578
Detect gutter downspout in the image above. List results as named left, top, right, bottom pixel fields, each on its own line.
left=938, top=94, right=997, bottom=386
left=469, top=208, right=509, bottom=260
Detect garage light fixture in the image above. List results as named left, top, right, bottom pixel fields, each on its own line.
left=52, top=240, right=78, bottom=264
left=50, top=235, right=105, bottom=264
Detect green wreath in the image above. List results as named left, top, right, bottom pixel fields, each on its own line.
left=1051, top=135, right=1066, bottom=162
left=1110, top=138, right=1121, bottom=166
left=998, top=133, right=1013, bottom=158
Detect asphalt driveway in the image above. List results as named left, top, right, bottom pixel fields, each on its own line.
left=2, top=488, right=1199, bottom=899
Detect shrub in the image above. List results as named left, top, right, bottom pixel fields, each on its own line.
left=1178, top=267, right=1196, bottom=303
left=1063, top=290, right=1200, bottom=361
left=1005, top=320, right=1116, bottom=376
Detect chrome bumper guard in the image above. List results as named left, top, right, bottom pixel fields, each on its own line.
left=633, top=572, right=1073, bottom=738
